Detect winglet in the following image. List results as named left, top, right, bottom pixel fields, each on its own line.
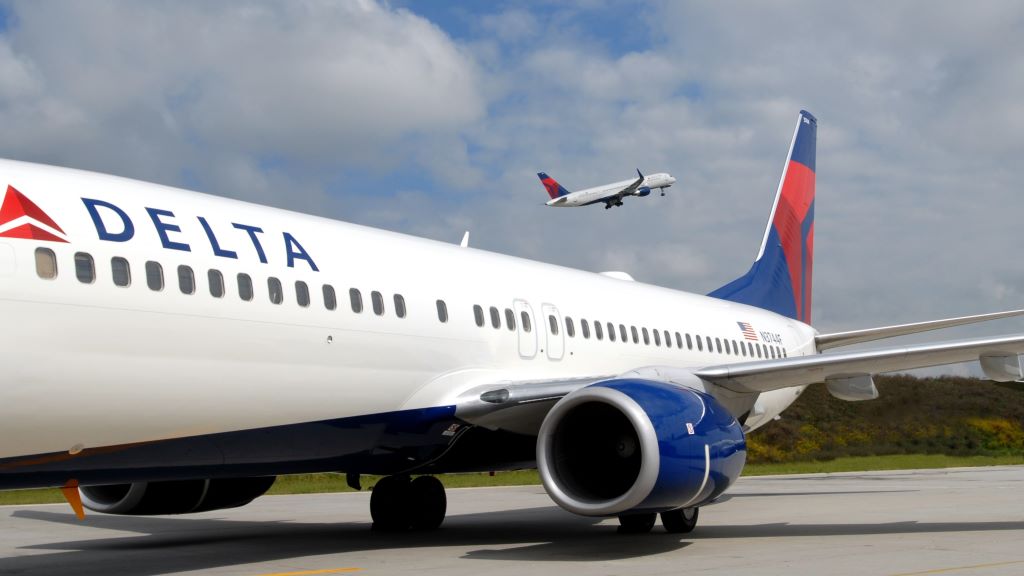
left=636, top=168, right=644, bottom=179
left=61, top=479, right=86, bottom=520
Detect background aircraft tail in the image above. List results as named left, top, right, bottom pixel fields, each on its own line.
left=538, top=172, right=571, bottom=199
left=709, top=110, right=817, bottom=324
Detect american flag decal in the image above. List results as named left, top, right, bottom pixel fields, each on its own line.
left=737, top=321, right=758, bottom=341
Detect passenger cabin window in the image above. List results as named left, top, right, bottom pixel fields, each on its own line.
left=653, top=329, right=661, bottom=347
left=146, top=261, right=164, bottom=291
left=111, top=257, right=131, bottom=287
left=350, top=288, right=363, bottom=313
left=521, top=310, right=532, bottom=332
left=295, top=281, right=310, bottom=307
left=695, top=334, right=703, bottom=351
left=505, top=308, right=516, bottom=331
left=35, top=247, right=57, bottom=279
left=394, top=294, right=406, bottom=318
left=372, top=291, right=385, bottom=316
left=581, top=319, right=591, bottom=339
left=619, top=324, right=627, bottom=343
left=208, top=269, right=224, bottom=297
left=436, top=299, right=448, bottom=323
left=74, top=252, right=95, bottom=284
left=474, top=304, right=484, bottom=327
left=178, top=265, right=195, bottom=295
left=607, top=322, right=615, bottom=342
left=549, top=315, right=559, bottom=335
left=756, top=344, right=763, bottom=358
left=706, top=336, right=713, bottom=352
left=642, top=327, right=650, bottom=345
left=715, top=338, right=722, bottom=353
left=267, top=277, right=283, bottom=304
left=490, top=306, right=501, bottom=329
left=666, top=331, right=673, bottom=348
left=631, top=326, right=639, bottom=344
left=323, top=285, right=337, bottom=310
left=686, top=333, right=693, bottom=350
left=237, top=273, right=254, bottom=301
left=594, top=321, right=604, bottom=340
left=565, top=317, right=575, bottom=337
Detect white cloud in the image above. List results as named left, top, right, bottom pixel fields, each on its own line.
left=0, top=0, right=484, bottom=199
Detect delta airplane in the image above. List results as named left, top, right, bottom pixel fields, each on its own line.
left=3, top=110, right=1024, bottom=535
left=539, top=169, right=676, bottom=209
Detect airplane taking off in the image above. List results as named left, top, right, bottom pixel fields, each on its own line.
left=3, top=110, right=1024, bottom=536
left=539, top=169, right=676, bottom=209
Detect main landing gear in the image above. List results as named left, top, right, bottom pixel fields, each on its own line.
left=370, top=475, right=447, bottom=531
left=617, top=507, right=699, bottom=534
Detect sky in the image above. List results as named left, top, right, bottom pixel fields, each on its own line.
left=1, top=0, right=1024, bottom=373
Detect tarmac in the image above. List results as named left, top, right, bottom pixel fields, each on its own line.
left=2, top=466, right=1024, bottom=576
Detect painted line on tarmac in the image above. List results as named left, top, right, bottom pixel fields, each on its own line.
left=890, top=559, right=1024, bottom=575
left=255, top=568, right=361, bottom=576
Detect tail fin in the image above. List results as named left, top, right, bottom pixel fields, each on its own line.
left=709, top=110, right=817, bottom=324
left=538, top=172, right=571, bottom=199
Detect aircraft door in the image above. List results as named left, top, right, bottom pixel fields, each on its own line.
left=513, top=300, right=537, bottom=359
left=541, top=303, right=564, bottom=361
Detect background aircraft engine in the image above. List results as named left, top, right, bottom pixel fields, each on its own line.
left=537, top=379, right=745, bottom=517
left=79, top=476, right=276, bottom=515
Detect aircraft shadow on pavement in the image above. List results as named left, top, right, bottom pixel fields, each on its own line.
left=4, top=506, right=683, bottom=575
left=6, top=505, right=1024, bottom=575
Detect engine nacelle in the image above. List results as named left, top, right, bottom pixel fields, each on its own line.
left=79, top=476, right=276, bottom=515
left=636, top=187, right=652, bottom=196
left=537, top=379, right=745, bottom=516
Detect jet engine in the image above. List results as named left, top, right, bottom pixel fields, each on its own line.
left=79, top=476, right=276, bottom=515
left=636, top=187, right=651, bottom=196
left=537, top=379, right=745, bottom=516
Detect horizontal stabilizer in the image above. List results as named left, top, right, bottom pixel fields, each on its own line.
left=815, top=309, right=1024, bottom=351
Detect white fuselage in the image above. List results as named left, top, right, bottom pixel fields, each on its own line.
left=547, top=173, right=676, bottom=207
left=0, top=160, right=809, bottom=461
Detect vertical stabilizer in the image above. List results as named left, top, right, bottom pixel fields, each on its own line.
left=709, top=110, right=817, bottom=324
left=537, top=172, right=571, bottom=199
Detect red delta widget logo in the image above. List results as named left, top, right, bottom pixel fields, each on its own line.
left=0, top=185, right=69, bottom=243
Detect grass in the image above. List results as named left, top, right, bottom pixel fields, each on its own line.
left=4, top=454, right=1022, bottom=507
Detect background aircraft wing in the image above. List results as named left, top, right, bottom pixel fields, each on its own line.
left=612, top=170, right=645, bottom=198
left=696, top=334, right=1024, bottom=393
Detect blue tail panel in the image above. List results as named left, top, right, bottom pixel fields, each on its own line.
left=709, top=110, right=816, bottom=324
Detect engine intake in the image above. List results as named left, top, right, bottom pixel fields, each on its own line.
left=79, top=476, right=276, bottom=515
left=537, top=379, right=745, bottom=516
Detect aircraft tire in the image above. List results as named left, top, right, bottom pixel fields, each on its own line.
left=409, top=476, right=447, bottom=530
left=660, top=507, right=699, bottom=533
left=617, top=512, right=657, bottom=534
left=370, top=475, right=412, bottom=531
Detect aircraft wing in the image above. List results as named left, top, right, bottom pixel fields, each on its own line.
left=695, top=334, right=1024, bottom=393
left=815, top=309, right=1024, bottom=351
left=455, top=333, right=1024, bottom=434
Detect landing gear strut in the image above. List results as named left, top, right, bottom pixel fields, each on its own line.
left=370, top=475, right=447, bottom=531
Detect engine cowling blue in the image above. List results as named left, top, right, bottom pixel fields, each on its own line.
left=596, top=379, right=746, bottom=512
left=637, top=187, right=651, bottom=196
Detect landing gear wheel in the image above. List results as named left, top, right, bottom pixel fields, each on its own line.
left=661, top=507, right=698, bottom=533
left=409, top=476, right=447, bottom=530
left=617, top=512, right=657, bottom=534
left=370, top=475, right=411, bottom=531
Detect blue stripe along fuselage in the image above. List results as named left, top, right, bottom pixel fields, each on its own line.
left=0, top=406, right=539, bottom=489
